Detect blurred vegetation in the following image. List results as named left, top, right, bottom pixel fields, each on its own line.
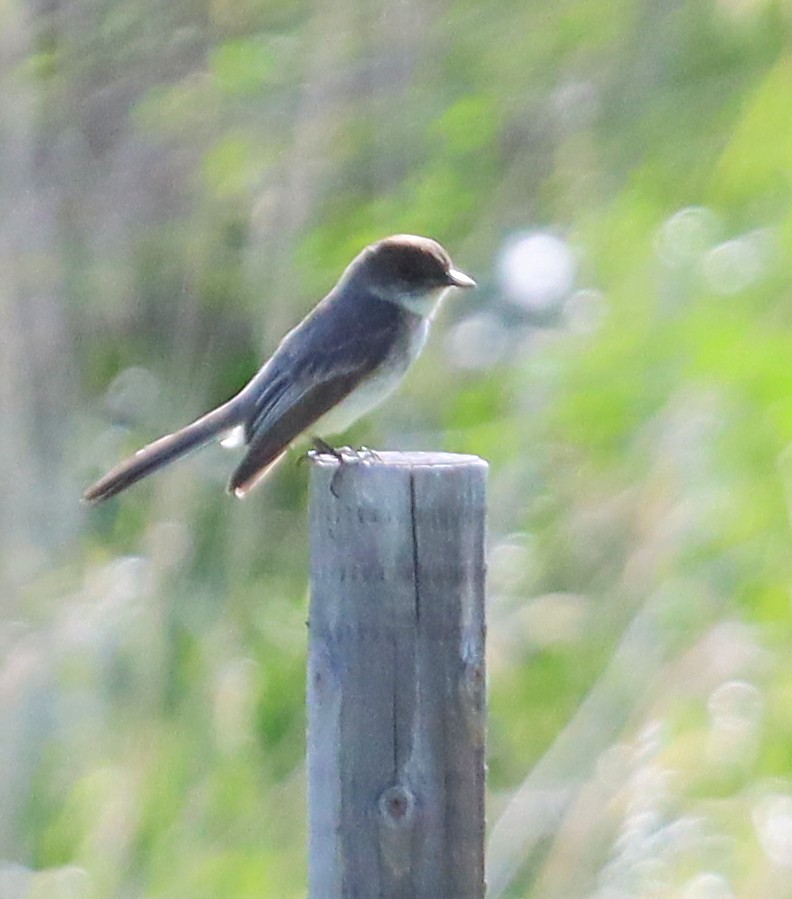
left=3, top=0, right=792, bottom=896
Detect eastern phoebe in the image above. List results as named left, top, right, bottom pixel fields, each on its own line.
left=83, top=234, right=476, bottom=502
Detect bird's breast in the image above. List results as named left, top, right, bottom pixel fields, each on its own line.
left=313, top=315, right=430, bottom=437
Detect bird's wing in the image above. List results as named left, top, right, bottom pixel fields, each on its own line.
left=229, top=318, right=395, bottom=496
left=229, top=370, right=366, bottom=496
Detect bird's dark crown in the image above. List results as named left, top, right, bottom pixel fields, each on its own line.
left=352, top=234, right=456, bottom=297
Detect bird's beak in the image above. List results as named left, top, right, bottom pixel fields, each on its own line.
left=447, top=269, right=476, bottom=289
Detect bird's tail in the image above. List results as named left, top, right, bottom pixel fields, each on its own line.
left=82, top=397, right=244, bottom=503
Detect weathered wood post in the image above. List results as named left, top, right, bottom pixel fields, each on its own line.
left=307, top=451, right=487, bottom=899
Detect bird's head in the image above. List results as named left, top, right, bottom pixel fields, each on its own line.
left=346, top=234, right=476, bottom=315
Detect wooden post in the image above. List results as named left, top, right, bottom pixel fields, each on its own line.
left=307, top=451, right=488, bottom=899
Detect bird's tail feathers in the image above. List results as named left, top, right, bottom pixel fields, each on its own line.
left=82, top=398, right=244, bottom=503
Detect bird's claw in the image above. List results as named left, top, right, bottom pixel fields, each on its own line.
left=306, top=439, right=381, bottom=496
left=357, top=445, right=382, bottom=463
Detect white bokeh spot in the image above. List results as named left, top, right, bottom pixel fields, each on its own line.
left=499, top=232, right=576, bottom=311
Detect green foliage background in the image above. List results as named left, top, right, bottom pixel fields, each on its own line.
left=3, top=0, right=792, bottom=896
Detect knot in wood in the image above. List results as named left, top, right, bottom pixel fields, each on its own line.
left=378, top=784, right=415, bottom=827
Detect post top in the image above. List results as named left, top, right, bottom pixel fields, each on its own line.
left=309, top=449, right=488, bottom=471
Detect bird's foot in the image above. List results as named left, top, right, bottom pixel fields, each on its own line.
left=308, top=436, right=344, bottom=462
left=307, top=439, right=381, bottom=496
left=309, top=439, right=379, bottom=464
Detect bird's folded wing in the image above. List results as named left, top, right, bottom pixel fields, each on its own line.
left=228, top=351, right=377, bottom=497
left=229, top=290, right=406, bottom=497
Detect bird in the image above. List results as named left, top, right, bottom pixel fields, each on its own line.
left=82, top=234, right=476, bottom=503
